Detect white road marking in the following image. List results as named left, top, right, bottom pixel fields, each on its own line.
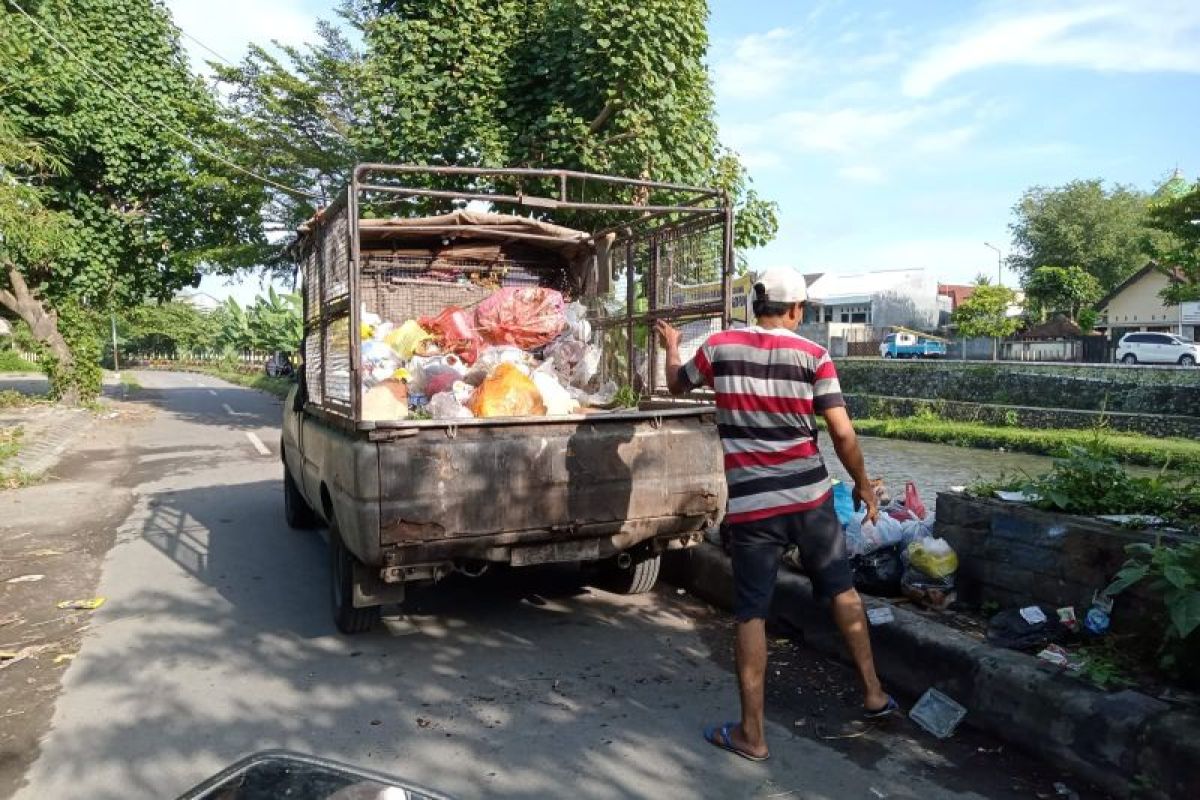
left=222, top=403, right=252, bottom=418
left=245, top=432, right=271, bottom=456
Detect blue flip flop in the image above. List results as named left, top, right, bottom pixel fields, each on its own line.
left=703, top=722, right=770, bottom=762
left=863, top=695, right=899, bottom=719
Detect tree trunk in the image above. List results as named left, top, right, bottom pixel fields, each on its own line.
left=0, top=266, right=80, bottom=405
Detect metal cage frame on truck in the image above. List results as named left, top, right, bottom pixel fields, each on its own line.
left=294, top=163, right=735, bottom=429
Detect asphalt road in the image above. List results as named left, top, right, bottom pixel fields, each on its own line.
left=11, top=371, right=1080, bottom=800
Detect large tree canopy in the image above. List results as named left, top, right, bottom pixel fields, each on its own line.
left=0, top=0, right=268, bottom=400
left=1022, top=265, right=1102, bottom=321
left=216, top=0, right=777, bottom=262
left=1007, top=179, right=1165, bottom=293
left=1145, top=179, right=1200, bottom=303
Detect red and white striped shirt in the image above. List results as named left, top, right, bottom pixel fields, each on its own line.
left=681, top=327, right=845, bottom=525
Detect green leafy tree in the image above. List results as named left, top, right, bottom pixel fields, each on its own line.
left=1145, top=179, right=1200, bottom=303
left=952, top=283, right=1021, bottom=360
left=217, top=0, right=777, bottom=262
left=1023, top=265, right=1102, bottom=321
left=247, top=288, right=303, bottom=354
left=119, top=301, right=222, bottom=358
left=1008, top=180, right=1165, bottom=292
left=0, top=0, right=268, bottom=402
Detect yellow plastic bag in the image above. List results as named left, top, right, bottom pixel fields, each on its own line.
left=468, top=363, right=546, bottom=418
left=907, top=538, right=958, bottom=579
left=385, top=320, right=434, bottom=360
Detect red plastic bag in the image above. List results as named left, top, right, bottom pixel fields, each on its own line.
left=474, top=287, right=566, bottom=349
left=905, top=481, right=927, bottom=520
left=420, top=307, right=481, bottom=365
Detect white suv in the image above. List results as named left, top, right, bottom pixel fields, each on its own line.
left=1116, top=332, right=1199, bottom=366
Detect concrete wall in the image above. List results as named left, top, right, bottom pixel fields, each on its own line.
left=844, top=394, right=1200, bottom=439
left=834, top=360, right=1200, bottom=416
left=935, top=493, right=1182, bottom=634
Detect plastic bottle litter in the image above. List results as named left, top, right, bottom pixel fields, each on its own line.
left=909, top=688, right=967, bottom=739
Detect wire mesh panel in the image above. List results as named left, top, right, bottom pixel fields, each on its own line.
left=323, top=315, right=351, bottom=409
left=321, top=206, right=351, bottom=303
left=650, top=218, right=727, bottom=313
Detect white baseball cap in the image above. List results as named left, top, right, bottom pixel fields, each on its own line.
left=754, top=268, right=808, bottom=303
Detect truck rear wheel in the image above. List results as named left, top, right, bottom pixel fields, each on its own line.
left=283, top=470, right=319, bottom=530
left=601, top=554, right=661, bottom=595
left=330, top=522, right=380, bottom=634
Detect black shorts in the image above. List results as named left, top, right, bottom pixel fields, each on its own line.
left=728, top=495, right=854, bottom=622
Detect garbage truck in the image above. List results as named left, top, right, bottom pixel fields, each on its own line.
left=281, top=164, right=731, bottom=633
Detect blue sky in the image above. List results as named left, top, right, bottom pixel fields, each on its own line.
left=168, top=0, right=1200, bottom=299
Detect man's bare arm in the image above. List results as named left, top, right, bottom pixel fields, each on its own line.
left=822, top=406, right=879, bottom=522
left=656, top=320, right=689, bottom=395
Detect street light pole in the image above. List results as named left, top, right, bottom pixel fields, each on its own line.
left=983, top=242, right=1002, bottom=286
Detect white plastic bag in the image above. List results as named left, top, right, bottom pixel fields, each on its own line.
left=532, top=363, right=580, bottom=416
left=564, top=301, right=592, bottom=342
left=429, top=391, right=474, bottom=420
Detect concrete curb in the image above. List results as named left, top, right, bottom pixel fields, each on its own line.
left=663, top=542, right=1200, bottom=799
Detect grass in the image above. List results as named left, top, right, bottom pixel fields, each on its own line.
left=0, top=426, right=36, bottom=489
left=0, top=350, right=37, bottom=372
left=846, top=416, right=1200, bottom=470
left=0, top=389, right=42, bottom=409
left=147, top=364, right=294, bottom=399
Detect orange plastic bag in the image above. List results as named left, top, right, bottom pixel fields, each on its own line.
left=474, top=287, right=566, bottom=349
left=468, top=363, right=546, bottom=418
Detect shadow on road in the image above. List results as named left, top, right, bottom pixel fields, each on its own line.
left=123, top=382, right=285, bottom=432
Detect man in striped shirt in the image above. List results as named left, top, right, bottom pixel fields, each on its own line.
left=657, top=268, right=892, bottom=763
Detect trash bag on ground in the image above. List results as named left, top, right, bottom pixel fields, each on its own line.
left=851, top=543, right=905, bottom=596
left=901, top=566, right=956, bottom=610
left=468, top=362, right=546, bottom=418
left=905, top=480, right=928, bottom=519
left=475, top=287, right=566, bottom=349
left=847, top=512, right=913, bottom=555
left=832, top=481, right=856, bottom=526
left=986, top=605, right=1067, bottom=650
left=908, top=537, right=958, bottom=579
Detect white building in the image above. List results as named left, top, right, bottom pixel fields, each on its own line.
left=805, top=268, right=941, bottom=330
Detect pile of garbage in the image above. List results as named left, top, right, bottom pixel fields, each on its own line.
left=358, top=287, right=618, bottom=422
left=833, top=480, right=959, bottom=609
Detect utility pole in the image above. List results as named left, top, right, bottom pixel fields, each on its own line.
left=984, top=242, right=1003, bottom=286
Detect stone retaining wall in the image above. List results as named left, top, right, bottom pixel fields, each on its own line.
left=934, top=492, right=1184, bottom=633
left=836, top=361, right=1200, bottom=416
left=846, top=394, right=1200, bottom=439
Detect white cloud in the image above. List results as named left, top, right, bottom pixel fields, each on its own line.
left=714, top=28, right=808, bottom=101
left=913, top=125, right=977, bottom=154
left=904, top=1, right=1200, bottom=98
left=166, top=0, right=318, bottom=72
left=837, top=164, right=885, bottom=184
left=776, top=106, right=924, bottom=154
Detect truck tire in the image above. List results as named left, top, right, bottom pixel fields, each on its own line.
left=330, top=522, right=380, bottom=634
left=602, top=554, right=661, bottom=595
left=283, top=470, right=319, bottom=530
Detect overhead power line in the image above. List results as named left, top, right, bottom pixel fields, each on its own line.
left=6, top=0, right=319, bottom=200
left=178, top=27, right=235, bottom=67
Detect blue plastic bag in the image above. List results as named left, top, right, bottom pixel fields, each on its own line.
left=832, top=480, right=855, bottom=526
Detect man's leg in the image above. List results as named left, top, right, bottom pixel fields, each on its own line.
left=830, top=587, right=889, bottom=710
left=733, top=618, right=770, bottom=756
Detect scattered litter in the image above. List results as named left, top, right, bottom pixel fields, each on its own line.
left=909, top=688, right=967, bottom=739
left=1090, top=590, right=1114, bottom=614
left=1084, top=607, right=1110, bottom=636
left=52, top=653, right=75, bottom=665
left=792, top=719, right=807, bottom=728
left=24, top=549, right=63, bottom=557
left=0, top=644, right=50, bottom=670
left=867, top=607, right=895, bottom=626
left=1019, top=605, right=1048, bottom=625
left=1036, top=645, right=1079, bottom=670
left=1056, top=607, right=1078, bottom=633
left=870, top=788, right=887, bottom=799
left=948, top=485, right=966, bottom=493
left=416, top=717, right=432, bottom=728
left=676, top=588, right=686, bottom=595
left=56, top=597, right=105, bottom=610
left=6, top=574, right=44, bottom=584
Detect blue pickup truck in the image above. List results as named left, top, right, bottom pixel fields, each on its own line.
left=879, top=331, right=947, bottom=359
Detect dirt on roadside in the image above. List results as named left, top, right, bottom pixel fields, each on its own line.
left=0, top=401, right=149, bottom=799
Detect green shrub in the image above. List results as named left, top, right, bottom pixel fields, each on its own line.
left=1107, top=540, right=1200, bottom=674
left=0, top=350, right=36, bottom=371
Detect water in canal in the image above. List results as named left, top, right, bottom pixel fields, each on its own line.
left=824, top=436, right=1062, bottom=499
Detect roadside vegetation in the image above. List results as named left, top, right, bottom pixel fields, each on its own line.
left=0, top=350, right=36, bottom=372
left=141, top=362, right=293, bottom=400
left=850, top=410, right=1200, bottom=470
